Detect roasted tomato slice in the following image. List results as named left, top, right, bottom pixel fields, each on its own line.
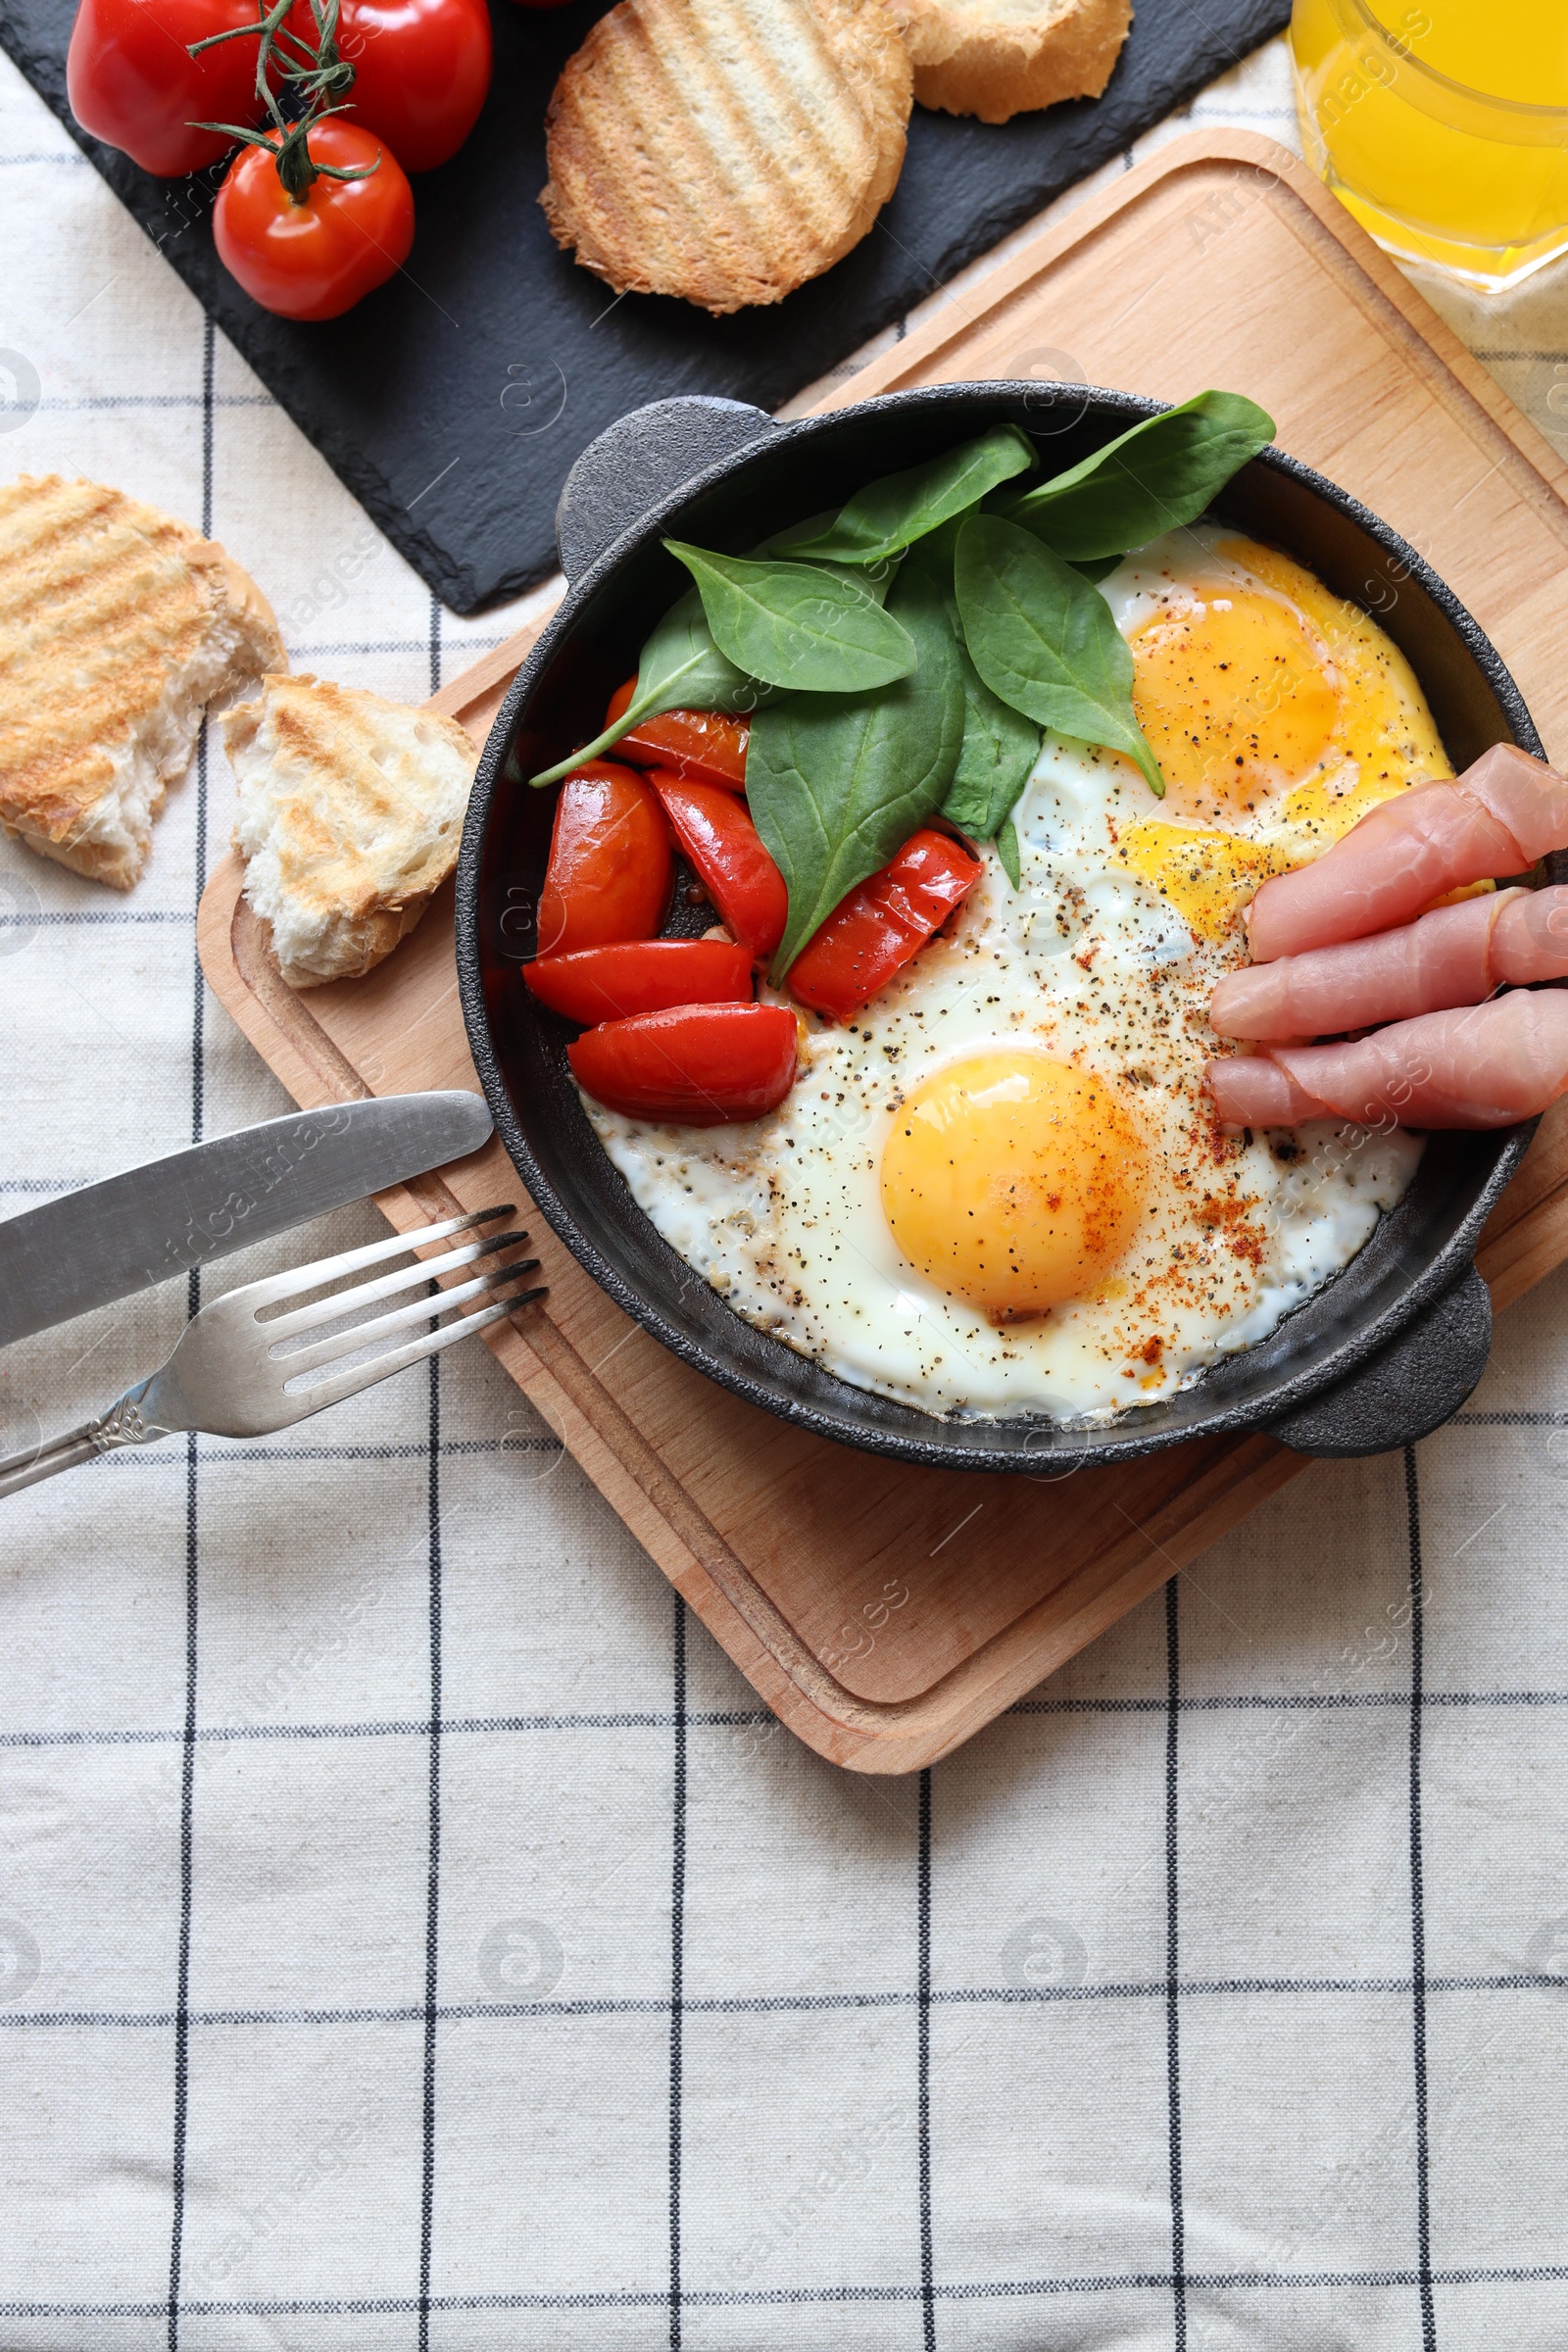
left=538, top=762, right=673, bottom=956
left=568, top=1003, right=798, bottom=1127
left=788, top=828, right=983, bottom=1021
left=523, top=939, right=753, bottom=1025
left=647, top=772, right=787, bottom=963
left=605, top=678, right=749, bottom=792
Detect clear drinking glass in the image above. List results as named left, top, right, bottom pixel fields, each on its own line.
left=1291, top=0, right=1568, bottom=289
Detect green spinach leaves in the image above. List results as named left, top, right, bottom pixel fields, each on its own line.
left=664, top=540, right=915, bottom=692
left=534, top=393, right=1277, bottom=939
left=955, top=514, right=1163, bottom=798
left=528, top=587, right=761, bottom=789
left=777, top=423, right=1037, bottom=567
left=747, top=560, right=965, bottom=980
left=1004, top=390, right=1275, bottom=563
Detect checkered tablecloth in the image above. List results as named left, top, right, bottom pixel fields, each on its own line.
left=3, top=32, right=1568, bottom=2352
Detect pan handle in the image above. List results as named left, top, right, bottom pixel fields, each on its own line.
left=555, top=396, right=781, bottom=582
left=1268, top=1262, right=1492, bottom=1458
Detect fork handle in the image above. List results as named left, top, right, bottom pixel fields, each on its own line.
left=0, top=1381, right=166, bottom=1500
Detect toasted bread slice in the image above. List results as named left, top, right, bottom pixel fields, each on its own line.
left=0, top=475, right=284, bottom=889
left=225, top=674, right=478, bottom=990
left=541, top=0, right=912, bottom=315
left=890, top=0, right=1131, bottom=122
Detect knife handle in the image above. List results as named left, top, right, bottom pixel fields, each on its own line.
left=0, top=1383, right=164, bottom=1500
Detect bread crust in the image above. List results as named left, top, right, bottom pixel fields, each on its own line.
left=541, top=0, right=911, bottom=314
left=889, top=0, right=1131, bottom=122
left=0, top=475, right=284, bottom=888
left=225, top=673, right=478, bottom=990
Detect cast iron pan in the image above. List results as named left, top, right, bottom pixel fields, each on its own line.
left=455, top=386, right=1551, bottom=1472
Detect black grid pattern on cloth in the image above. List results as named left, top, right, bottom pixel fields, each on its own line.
left=164, top=313, right=216, bottom=2351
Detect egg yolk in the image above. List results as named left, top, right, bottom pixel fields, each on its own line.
left=880, top=1054, right=1148, bottom=1318
left=1131, top=586, right=1342, bottom=822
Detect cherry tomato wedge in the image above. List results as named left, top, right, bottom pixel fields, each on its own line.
left=538, top=762, right=672, bottom=956
left=214, top=120, right=415, bottom=321
left=523, top=940, right=753, bottom=1025
left=68, top=0, right=267, bottom=175
left=787, top=829, right=983, bottom=1022
left=568, top=1004, right=799, bottom=1127
left=647, top=772, right=787, bottom=963
left=286, top=0, right=492, bottom=172
left=605, top=678, right=749, bottom=792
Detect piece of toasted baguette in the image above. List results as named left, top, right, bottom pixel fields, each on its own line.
left=540, top=0, right=912, bottom=315
left=225, top=674, right=478, bottom=990
left=0, top=475, right=284, bottom=889
left=889, top=0, right=1131, bottom=122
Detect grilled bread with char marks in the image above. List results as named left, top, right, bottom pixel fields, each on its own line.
left=0, top=474, right=283, bottom=888
left=540, top=0, right=912, bottom=315
left=889, top=0, right=1131, bottom=123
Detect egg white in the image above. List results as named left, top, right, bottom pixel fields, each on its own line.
left=581, top=533, right=1427, bottom=1425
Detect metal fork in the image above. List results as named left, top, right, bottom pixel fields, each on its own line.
left=0, top=1207, right=543, bottom=1499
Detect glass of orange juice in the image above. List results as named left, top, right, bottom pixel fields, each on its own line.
left=1291, top=0, right=1568, bottom=288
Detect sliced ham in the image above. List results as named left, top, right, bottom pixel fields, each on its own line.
left=1204, top=990, right=1568, bottom=1131
left=1210, top=885, right=1568, bottom=1039
left=1244, top=744, right=1568, bottom=963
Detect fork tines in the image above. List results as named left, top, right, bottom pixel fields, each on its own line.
left=255, top=1205, right=545, bottom=1411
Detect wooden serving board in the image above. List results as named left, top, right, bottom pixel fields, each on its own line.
left=199, top=131, right=1568, bottom=1775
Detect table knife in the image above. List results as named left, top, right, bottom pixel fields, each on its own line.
left=0, top=1091, right=494, bottom=1348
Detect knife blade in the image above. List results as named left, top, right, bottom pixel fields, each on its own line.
left=0, top=1091, right=494, bottom=1348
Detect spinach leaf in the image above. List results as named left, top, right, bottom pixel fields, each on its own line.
left=752, top=518, right=898, bottom=604
left=664, top=539, right=915, bottom=692
left=1004, top=390, right=1275, bottom=562
left=527, top=587, right=761, bottom=789
left=956, top=513, right=1163, bottom=797
left=941, top=655, right=1042, bottom=845
left=747, top=559, right=966, bottom=981
left=996, top=815, right=1022, bottom=891
left=903, top=519, right=1041, bottom=848
left=774, top=424, right=1037, bottom=566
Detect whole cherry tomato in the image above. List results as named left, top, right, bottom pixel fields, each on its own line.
left=287, top=0, right=491, bottom=172
left=213, top=118, right=415, bottom=319
left=787, top=829, right=982, bottom=1021
left=538, top=763, right=672, bottom=957
left=604, top=678, right=749, bottom=793
left=568, top=1004, right=799, bottom=1127
left=647, top=772, right=787, bottom=963
left=67, top=0, right=268, bottom=175
left=524, top=940, right=753, bottom=1026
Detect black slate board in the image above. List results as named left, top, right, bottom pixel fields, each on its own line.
left=1, top=0, right=1290, bottom=612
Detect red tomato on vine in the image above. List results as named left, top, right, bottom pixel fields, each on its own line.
left=287, top=0, right=491, bottom=172
left=214, top=115, right=415, bottom=319
left=67, top=0, right=268, bottom=175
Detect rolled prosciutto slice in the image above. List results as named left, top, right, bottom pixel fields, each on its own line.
left=1204, top=990, right=1568, bottom=1130
left=1245, top=745, right=1568, bottom=963
left=1211, top=885, right=1568, bottom=1039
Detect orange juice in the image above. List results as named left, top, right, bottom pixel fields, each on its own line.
left=1292, top=0, right=1568, bottom=285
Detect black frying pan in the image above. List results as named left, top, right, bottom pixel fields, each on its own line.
left=455, top=386, right=1549, bottom=1472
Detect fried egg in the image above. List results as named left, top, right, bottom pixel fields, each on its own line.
left=581, top=529, right=1435, bottom=1424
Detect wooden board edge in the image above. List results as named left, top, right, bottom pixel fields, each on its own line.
left=834, top=128, right=1568, bottom=527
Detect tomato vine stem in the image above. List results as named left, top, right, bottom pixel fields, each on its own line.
left=188, top=0, right=377, bottom=203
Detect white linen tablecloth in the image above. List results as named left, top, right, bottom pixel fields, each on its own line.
left=2, top=34, right=1567, bottom=2350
